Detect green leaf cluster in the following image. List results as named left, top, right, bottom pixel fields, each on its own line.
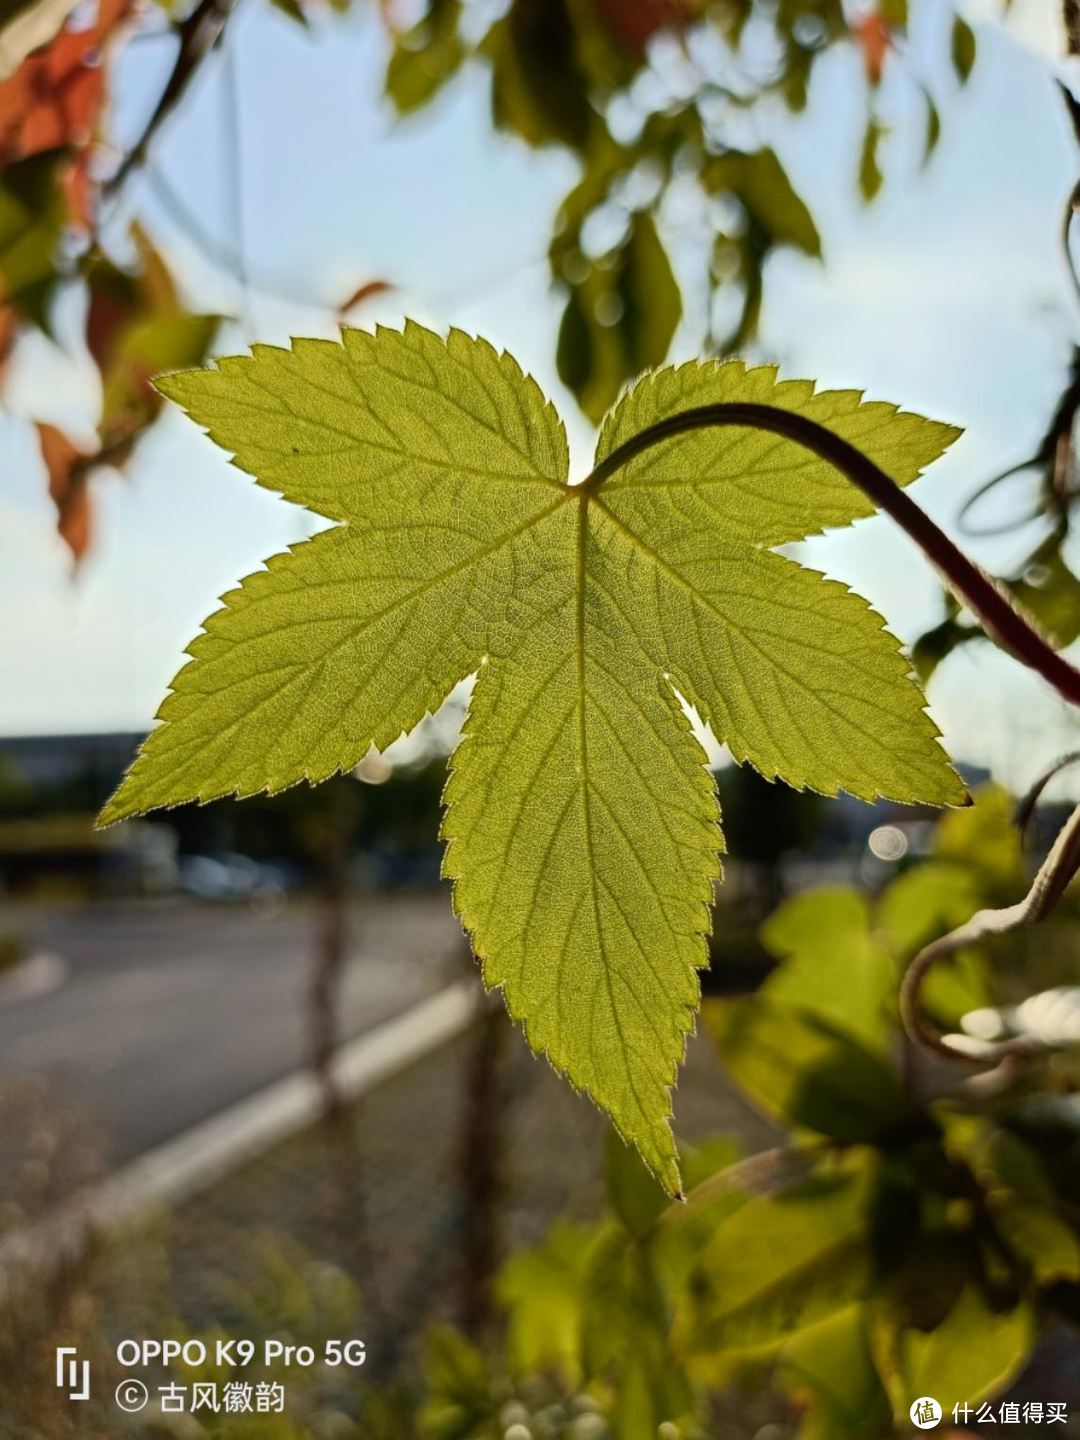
left=420, top=793, right=1080, bottom=1440
left=916, top=535, right=1080, bottom=684
left=0, top=151, right=66, bottom=335
left=377, top=1, right=978, bottom=418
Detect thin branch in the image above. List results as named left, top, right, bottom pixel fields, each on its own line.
left=145, top=167, right=330, bottom=310
left=955, top=458, right=1048, bottom=539
left=104, top=0, right=238, bottom=201
left=1015, top=749, right=1080, bottom=837
left=958, top=85, right=1080, bottom=546
left=1063, top=174, right=1080, bottom=313
left=656, top=1144, right=819, bottom=1231
left=221, top=29, right=248, bottom=315
left=898, top=800, right=1080, bottom=1063
left=581, top=402, right=1080, bottom=708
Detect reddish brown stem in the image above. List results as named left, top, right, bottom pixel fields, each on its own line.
left=583, top=400, right=1080, bottom=1068
left=582, top=402, right=1080, bottom=708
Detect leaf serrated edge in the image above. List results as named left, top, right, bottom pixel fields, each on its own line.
left=439, top=645, right=724, bottom=1199
left=595, top=357, right=963, bottom=526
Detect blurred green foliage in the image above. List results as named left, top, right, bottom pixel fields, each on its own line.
left=264, top=0, right=1080, bottom=695
left=3, top=788, right=1077, bottom=1439
left=384, top=0, right=975, bottom=420
left=0, top=0, right=983, bottom=552
left=2, top=0, right=1079, bottom=1429
left=405, top=788, right=1080, bottom=1438
left=5, top=0, right=1076, bottom=797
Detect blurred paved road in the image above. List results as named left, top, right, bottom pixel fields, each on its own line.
left=0, top=896, right=464, bottom=1166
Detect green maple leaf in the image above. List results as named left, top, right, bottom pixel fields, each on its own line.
left=99, top=323, right=964, bottom=1194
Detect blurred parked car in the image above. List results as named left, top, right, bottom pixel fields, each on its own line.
left=178, top=852, right=289, bottom=908
left=0, top=816, right=178, bottom=897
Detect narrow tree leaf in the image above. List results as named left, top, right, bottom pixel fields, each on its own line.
left=1010, top=546, right=1080, bottom=648
left=704, top=148, right=821, bottom=257
left=912, top=611, right=968, bottom=682
left=556, top=210, right=681, bottom=423
left=266, top=0, right=308, bottom=27
left=853, top=12, right=890, bottom=86
left=619, top=210, right=681, bottom=376
left=385, top=0, right=464, bottom=114
left=859, top=119, right=884, bottom=201
left=944, top=1119, right=1080, bottom=1285
left=951, top=15, right=976, bottom=83
left=877, top=862, right=990, bottom=1023
left=0, top=0, right=126, bottom=160
left=421, top=1327, right=497, bottom=1437
left=0, top=151, right=64, bottom=323
left=101, top=327, right=963, bottom=1191
left=337, top=278, right=394, bottom=316
left=932, top=782, right=1022, bottom=885
left=482, top=0, right=591, bottom=151
left=36, top=420, right=91, bottom=560
left=580, top=1226, right=694, bottom=1435
left=924, top=95, right=941, bottom=165
left=590, top=0, right=694, bottom=55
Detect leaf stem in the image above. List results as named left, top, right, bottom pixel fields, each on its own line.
left=581, top=402, right=1080, bottom=708
left=898, top=797, right=1080, bottom=1063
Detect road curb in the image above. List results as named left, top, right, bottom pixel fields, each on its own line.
left=0, top=950, right=66, bottom=1007
left=0, top=979, right=480, bottom=1296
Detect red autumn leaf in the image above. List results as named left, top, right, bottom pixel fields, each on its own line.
left=0, top=0, right=130, bottom=225
left=0, top=0, right=125, bottom=157
left=589, top=0, right=696, bottom=56
left=854, top=10, right=891, bottom=84
left=61, top=149, right=94, bottom=228
left=337, top=279, right=393, bottom=315
left=84, top=227, right=219, bottom=487
left=86, top=282, right=131, bottom=372
left=37, top=420, right=94, bottom=562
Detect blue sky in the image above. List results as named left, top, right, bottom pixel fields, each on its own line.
left=1, top=0, right=1078, bottom=793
